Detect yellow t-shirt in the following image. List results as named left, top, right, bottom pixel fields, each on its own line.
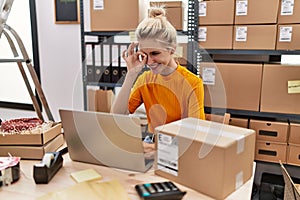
left=128, top=65, right=205, bottom=133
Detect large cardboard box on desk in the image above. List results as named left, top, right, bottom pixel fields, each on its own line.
left=154, top=118, right=256, bottom=199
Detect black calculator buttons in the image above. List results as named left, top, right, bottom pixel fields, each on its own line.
left=135, top=181, right=186, bottom=200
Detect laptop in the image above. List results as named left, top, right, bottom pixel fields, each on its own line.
left=59, top=109, right=154, bottom=173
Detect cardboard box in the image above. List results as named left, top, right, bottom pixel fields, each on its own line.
left=276, top=24, right=300, bottom=50
left=249, top=119, right=289, bottom=143
left=199, top=25, right=233, bottom=49
left=0, top=123, right=62, bottom=145
left=255, top=140, right=287, bottom=163
left=278, top=0, right=300, bottom=24
left=260, top=64, right=300, bottom=114
left=289, top=123, right=300, bottom=145
left=0, top=133, right=64, bottom=159
left=233, top=25, right=277, bottom=50
left=154, top=118, right=256, bottom=199
left=202, top=62, right=263, bottom=111
left=199, top=0, right=235, bottom=25
left=174, top=43, right=187, bottom=66
left=229, top=117, right=249, bottom=128
left=234, top=0, right=279, bottom=24
left=287, top=144, right=300, bottom=166
left=90, top=0, right=145, bottom=31
left=150, top=1, right=184, bottom=30
left=88, top=89, right=115, bottom=113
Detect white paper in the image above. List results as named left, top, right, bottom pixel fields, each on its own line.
left=236, top=0, right=248, bottom=16
left=202, top=67, right=215, bottom=85
left=157, top=133, right=179, bottom=176
left=93, top=0, right=104, bottom=10
left=281, top=0, right=294, bottom=16
left=235, top=26, right=247, bottom=42
left=279, top=26, right=292, bottom=42
left=198, top=27, right=207, bottom=42
left=199, top=2, right=207, bottom=17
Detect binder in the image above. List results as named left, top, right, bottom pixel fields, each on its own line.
left=102, top=44, right=111, bottom=83
left=111, top=44, right=119, bottom=83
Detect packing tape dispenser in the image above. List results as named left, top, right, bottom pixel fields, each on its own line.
left=33, top=147, right=67, bottom=184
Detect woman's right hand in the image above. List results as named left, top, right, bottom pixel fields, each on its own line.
left=122, top=42, right=147, bottom=76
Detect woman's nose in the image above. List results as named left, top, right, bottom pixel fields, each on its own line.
left=147, top=56, right=154, bottom=65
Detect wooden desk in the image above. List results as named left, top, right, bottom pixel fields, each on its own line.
left=0, top=154, right=254, bottom=200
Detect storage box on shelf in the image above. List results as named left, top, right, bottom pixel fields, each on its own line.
left=234, top=0, right=279, bottom=25
left=260, top=64, right=300, bottom=115
left=278, top=0, right=300, bottom=24
left=276, top=24, right=300, bottom=50
left=250, top=119, right=289, bottom=164
left=199, top=25, right=233, bottom=49
left=233, top=24, right=277, bottom=50
left=89, top=0, right=147, bottom=31
left=199, top=0, right=235, bottom=25
left=150, top=1, right=184, bottom=30
left=201, top=62, right=263, bottom=111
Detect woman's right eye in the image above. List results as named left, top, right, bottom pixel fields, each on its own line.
left=150, top=52, right=160, bottom=56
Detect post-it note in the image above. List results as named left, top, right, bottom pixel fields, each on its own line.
left=70, top=168, right=102, bottom=183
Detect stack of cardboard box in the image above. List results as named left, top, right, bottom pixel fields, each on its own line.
left=0, top=123, right=64, bottom=159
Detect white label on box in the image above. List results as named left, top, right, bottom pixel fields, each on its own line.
left=235, top=26, right=247, bottom=42
left=93, top=0, right=104, bottom=10
left=199, top=2, right=207, bottom=17
left=236, top=0, right=248, bottom=16
left=157, top=133, right=179, bottom=176
left=198, top=27, right=207, bottom=42
left=202, top=67, right=215, bottom=85
left=281, top=0, right=294, bottom=16
left=288, top=80, right=300, bottom=94
left=235, top=171, right=244, bottom=189
left=279, top=26, right=293, bottom=42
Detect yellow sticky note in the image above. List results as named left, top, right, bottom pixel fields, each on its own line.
left=288, top=80, right=300, bottom=94
left=70, top=168, right=102, bottom=183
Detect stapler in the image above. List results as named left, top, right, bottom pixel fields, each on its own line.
left=33, top=151, right=63, bottom=184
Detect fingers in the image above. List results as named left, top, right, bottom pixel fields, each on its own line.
left=127, top=42, right=138, bottom=56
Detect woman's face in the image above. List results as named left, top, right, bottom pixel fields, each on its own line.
left=139, top=40, right=174, bottom=74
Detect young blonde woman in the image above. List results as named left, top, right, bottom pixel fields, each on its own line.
left=111, top=6, right=205, bottom=150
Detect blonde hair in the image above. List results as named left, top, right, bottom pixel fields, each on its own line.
left=135, top=6, right=177, bottom=50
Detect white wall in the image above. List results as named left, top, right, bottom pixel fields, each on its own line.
left=0, top=1, right=83, bottom=121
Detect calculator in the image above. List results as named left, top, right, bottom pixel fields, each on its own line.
left=135, top=181, right=186, bottom=200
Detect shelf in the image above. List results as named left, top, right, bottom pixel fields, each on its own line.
left=205, top=107, right=300, bottom=123
left=203, top=49, right=300, bottom=56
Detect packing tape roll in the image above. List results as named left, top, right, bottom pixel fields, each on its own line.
left=42, top=153, right=54, bottom=168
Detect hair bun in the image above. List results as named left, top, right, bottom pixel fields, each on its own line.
left=148, top=6, right=166, bottom=18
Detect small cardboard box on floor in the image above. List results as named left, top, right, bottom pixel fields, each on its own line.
left=154, top=118, right=256, bottom=199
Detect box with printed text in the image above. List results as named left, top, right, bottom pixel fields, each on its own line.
left=154, top=118, right=256, bottom=199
